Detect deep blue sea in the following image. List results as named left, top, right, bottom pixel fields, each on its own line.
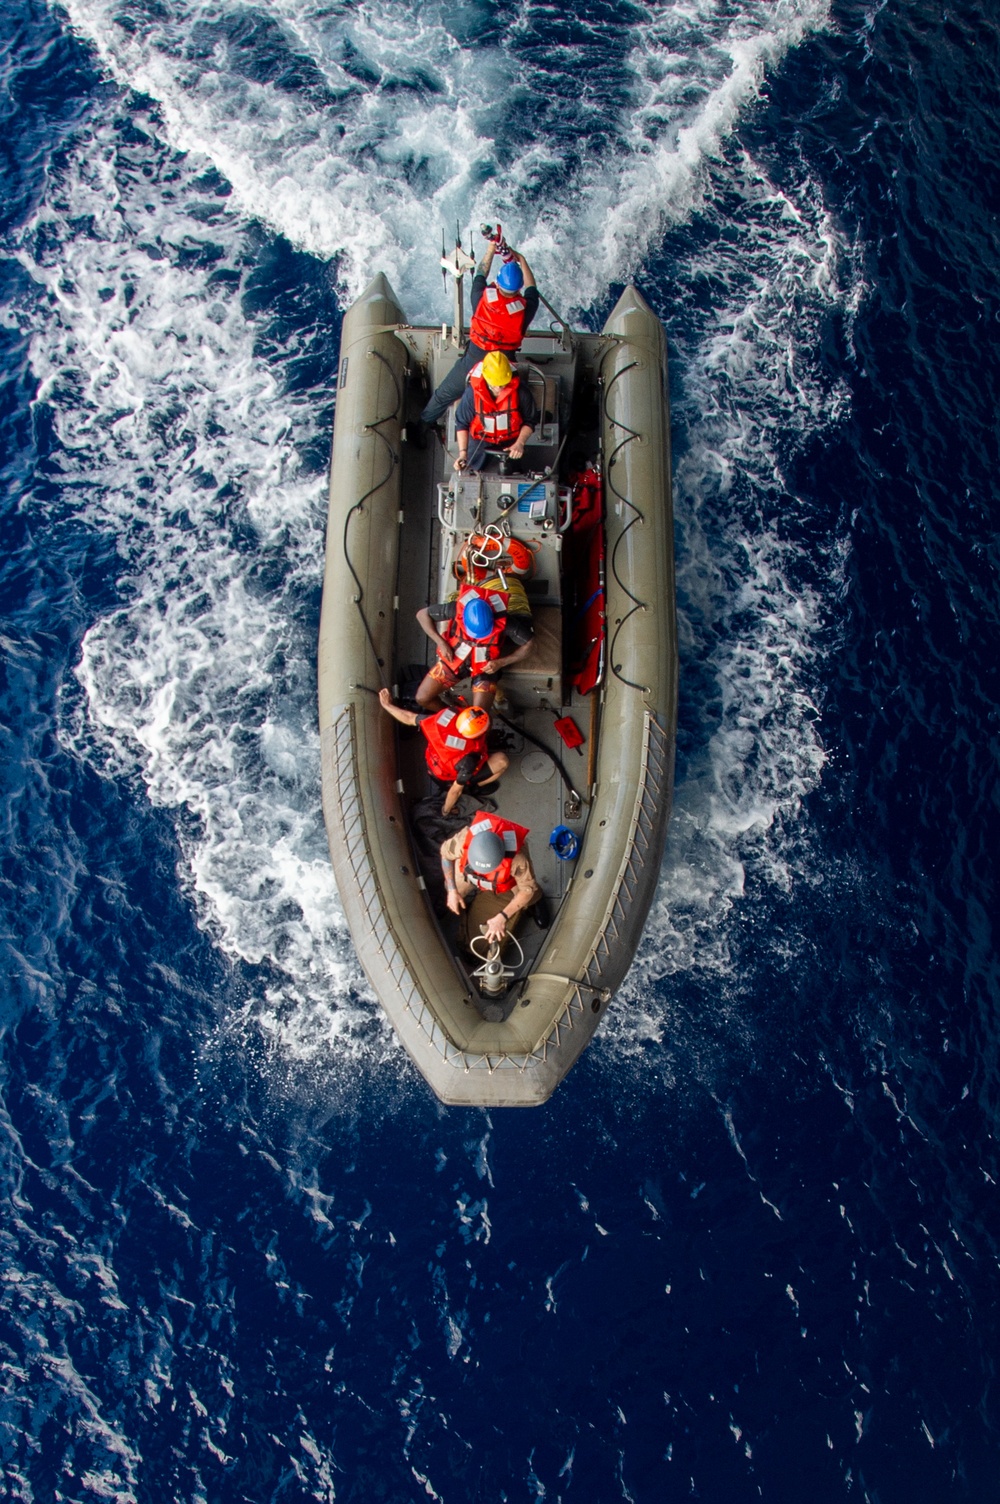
left=2, top=1, right=999, bottom=1499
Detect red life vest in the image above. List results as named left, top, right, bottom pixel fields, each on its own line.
left=439, top=583, right=510, bottom=675
left=421, top=708, right=488, bottom=783
left=469, top=284, right=529, bottom=353
left=459, top=812, right=529, bottom=894
left=468, top=364, right=522, bottom=446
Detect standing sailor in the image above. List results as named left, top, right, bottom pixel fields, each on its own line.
left=377, top=691, right=509, bottom=814
left=420, top=238, right=539, bottom=430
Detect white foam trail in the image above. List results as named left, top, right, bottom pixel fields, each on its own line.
left=19, top=0, right=852, bottom=1087
left=601, top=147, right=861, bottom=1069
left=54, top=0, right=831, bottom=318
left=16, top=106, right=391, bottom=1071
left=519, top=0, right=835, bottom=313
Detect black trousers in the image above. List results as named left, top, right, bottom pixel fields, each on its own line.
left=431, top=765, right=497, bottom=796
left=420, top=344, right=485, bottom=425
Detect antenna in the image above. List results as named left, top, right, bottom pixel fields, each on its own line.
left=439, top=227, right=475, bottom=350
left=453, top=219, right=464, bottom=348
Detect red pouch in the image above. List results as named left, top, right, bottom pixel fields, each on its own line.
left=553, top=715, right=584, bottom=750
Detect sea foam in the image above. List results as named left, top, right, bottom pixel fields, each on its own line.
left=20, top=0, right=852, bottom=1091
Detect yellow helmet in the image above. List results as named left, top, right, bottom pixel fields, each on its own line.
left=481, top=350, right=513, bottom=387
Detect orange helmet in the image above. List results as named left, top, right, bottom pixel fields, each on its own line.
left=455, top=706, right=490, bottom=739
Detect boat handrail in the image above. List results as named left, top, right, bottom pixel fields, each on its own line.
left=437, top=480, right=459, bottom=537
left=559, top=479, right=573, bottom=533
left=437, top=476, right=482, bottom=538
left=521, top=973, right=611, bottom=1002
left=536, top=291, right=575, bottom=353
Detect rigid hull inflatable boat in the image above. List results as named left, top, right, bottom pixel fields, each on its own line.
left=319, top=272, right=676, bottom=1106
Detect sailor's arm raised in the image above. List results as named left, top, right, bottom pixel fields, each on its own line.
left=378, top=688, right=418, bottom=726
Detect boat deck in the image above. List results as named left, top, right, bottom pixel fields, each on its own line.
left=389, top=331, right=601, bottom=989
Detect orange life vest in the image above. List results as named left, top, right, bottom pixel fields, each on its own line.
left=439, top=583, right=510, bottom=675
left=421, top=708, right=488, bottom=783
left=468, top=365, right=522, bottom=446
left=469, top=284, right=529, bottom=353
left=459, top=812, right=529, bottom=893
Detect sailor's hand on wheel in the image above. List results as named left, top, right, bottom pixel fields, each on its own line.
left=507, top=444, right=525, bottom=460
left=484, top=912, right=507, bottom=943
left=446, top=890, right=465, bottom=916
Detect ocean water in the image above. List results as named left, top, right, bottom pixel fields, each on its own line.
left=1, top=0, right=997, bottom=1498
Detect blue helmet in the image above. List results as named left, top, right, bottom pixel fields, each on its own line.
left=461, top=596, right=494, bottom=640
left=496, top=259, right=523, bottom=293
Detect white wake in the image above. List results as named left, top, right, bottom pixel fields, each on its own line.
left=19, top=0, right=853, bottom=1084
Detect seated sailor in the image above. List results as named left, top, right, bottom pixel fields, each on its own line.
left=439, top=812, right=542, bottom=947
left=415, top=572, right=534, bottom=713
left=453, top=351, right=538, bottom=473
left=377, top=692, right=509, bottom=815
